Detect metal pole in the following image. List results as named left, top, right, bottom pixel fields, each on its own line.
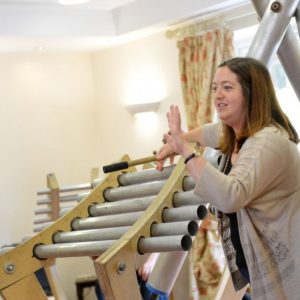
left=251, top=0, right=300, bottom=100
left=296, top=2, right=300, bottom=36
left=248, top=0, right=299, bottom=65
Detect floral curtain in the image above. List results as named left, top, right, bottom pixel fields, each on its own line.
left=178, top=27, right=234, bottom=129
left=177, top=26, right=234, bottom=300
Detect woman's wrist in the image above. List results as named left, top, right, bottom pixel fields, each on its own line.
left=184, top=151, right=197, bottom=164
left=182, top=145, right=196, bottom=163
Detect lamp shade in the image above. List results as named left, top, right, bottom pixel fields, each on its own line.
left=126, top=101, right=160, bottom=115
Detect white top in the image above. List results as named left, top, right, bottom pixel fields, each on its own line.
left=194, top=122, right=300, bottom=300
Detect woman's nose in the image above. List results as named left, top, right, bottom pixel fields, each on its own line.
left=214, top=87, right=223, bottom=98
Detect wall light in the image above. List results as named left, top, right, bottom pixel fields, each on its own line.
left=126, top=101, right=160, bottom=116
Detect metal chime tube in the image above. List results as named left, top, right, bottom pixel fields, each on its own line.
left=182, top=176, right=195, bottom=191
left=59, top=207, right=72, bottom=216
left=21, top=234, right=35, bottom=242
left=162, top=205, right=207, bottom=222
left=33, top=206, right=74, bottom=224
left=89, top=196, right=155, bottom=216
left=59, top=193, right=88, bottom=202
left=103, top=181, right=165, bottom=201
left=34, top=240, right=115, bottom=259
left=34, top=206, right=73, bottom=215
left=33, top=221, right=54, bottom=232
left=73, top=205, right=205, bottom=231
left=37, top=183, right=92, bottom=196
left=37, top=192, right=88, bottom=205
left=172, top=190, right=206, bottom=207
left=34, top=216, right=52, bottom=225
left=117, top=165, right=175, bottom=186
left=72, top=211, right=143, bottom=230
left=34, top=207, right=52, bottom=214
left=0, top=247, right=15, bottom=255
left=147, top=251, right=188, bottom=295
left=151, top=220, right=198, bottom=237
left=138, top=235, right=192, bottom=254
left=35, top=235, right=193, bottom=258
left=59, top=183, right=92, bottom=193
left=53, top=226, right=130, bottom=243
left=53, top=220, right=197, bottom=244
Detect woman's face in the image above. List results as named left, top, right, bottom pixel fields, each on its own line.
left=212, top=66, right=247, bottom=135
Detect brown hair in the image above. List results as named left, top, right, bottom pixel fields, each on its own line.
left=217, top=57, right=299, bottom=154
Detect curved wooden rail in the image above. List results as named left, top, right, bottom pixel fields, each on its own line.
left=94, top=158, right=188, bottom=300
left=0, top=155, right=199, bottom=300
left=0, top=155, right=132, bottom=299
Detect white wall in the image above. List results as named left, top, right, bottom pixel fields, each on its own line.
left=0, top=31, right=187, bottom=299
left=91, top=31, right=186, bottom=167
left=0, top=52, right=100, bottom=299
left=0, top=52, right=100, bottom=239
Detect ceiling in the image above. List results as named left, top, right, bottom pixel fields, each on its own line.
left=0, top=0, right=138, bottom=10
left=0, top=0, right=255, bottom=52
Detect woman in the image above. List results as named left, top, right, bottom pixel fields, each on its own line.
left=156, top=57, right=300, bottom=300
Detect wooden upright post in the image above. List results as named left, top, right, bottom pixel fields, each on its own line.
left=47, top=173, right=60, bottom=221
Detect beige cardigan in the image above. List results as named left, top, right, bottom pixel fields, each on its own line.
left=194, top=122, right=300, bottom=300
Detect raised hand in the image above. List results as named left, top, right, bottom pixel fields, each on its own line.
left=166, top=105, right=186, bottom=155
left=156, top=105, right=188, bottom=170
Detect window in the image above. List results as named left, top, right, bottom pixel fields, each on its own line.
left=234, top=23, right=300, bottom=148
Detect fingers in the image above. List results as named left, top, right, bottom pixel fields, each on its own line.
left=167, top=105, right=181, bottom=135
left=167, top=105, right=175, bottom=133
left=175, top=106, right=181, bottom=131
left=157, top=105, right=182, bottom=171
left=137, top=266, right=150, bottom=281
left=142, top=269, right=150, bottom=281
left=163, top=133, right=172, bottom=144
left=172, top=105, right=181, bottom=132
left=156, top=144, right=171, bottom=161
left=162, top=132, right=171, bottom=144
left=170, top=154, right=175, bottom=165
left=155, top=146, right=169, bottom=171
left=155, top=149, right=176, bottom=171
left=156, top=160, right=164, bottom=171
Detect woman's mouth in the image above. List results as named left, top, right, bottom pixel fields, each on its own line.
left=217, top=103, right=227, bottom=107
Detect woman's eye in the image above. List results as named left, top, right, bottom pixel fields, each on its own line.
left=224, top=85, right=233, bottom=90
left=212, top=86, right=217, bottom=92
